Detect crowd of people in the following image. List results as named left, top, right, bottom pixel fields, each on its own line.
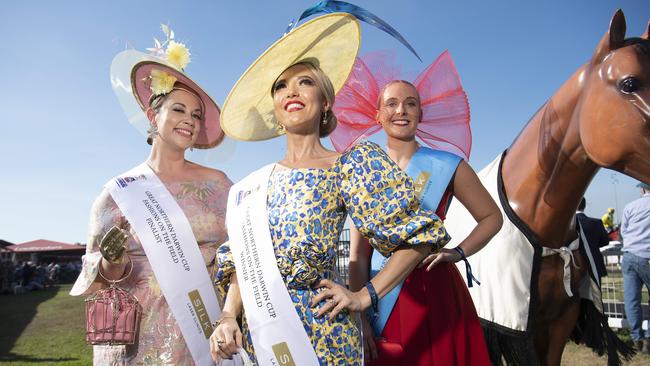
left=0, top=260, right=80, bottom=294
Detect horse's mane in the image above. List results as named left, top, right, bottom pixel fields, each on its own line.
left=623, top=37, right=650, bottom=56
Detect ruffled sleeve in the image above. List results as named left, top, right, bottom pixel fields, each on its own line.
left=70, top=189, right=122, bottom=296
left=336, top=141, right=451, bottom=257
left=214, top=241, right=236, bottom=300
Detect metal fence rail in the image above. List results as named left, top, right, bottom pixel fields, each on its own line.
left=337, top=229, right=350, bottom=285
left=601, top=246, right=649, bottom=330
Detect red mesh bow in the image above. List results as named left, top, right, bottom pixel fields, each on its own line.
left=330, top=51, right=471, bottom=160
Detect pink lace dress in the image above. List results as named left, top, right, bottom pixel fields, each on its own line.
left=71, top=178, right=231, bottom=365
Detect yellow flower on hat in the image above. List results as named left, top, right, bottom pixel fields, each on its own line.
left=150, top=69, right=177, bottom=95
left=166, top=41, right=191, bottom=70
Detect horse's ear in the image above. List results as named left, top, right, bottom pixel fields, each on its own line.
left=591, top=9, right=626, bottom=65
left=642, top=20, right=649, bottom=40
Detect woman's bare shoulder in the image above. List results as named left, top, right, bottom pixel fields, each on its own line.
left=186, top=162, right=232, bottom=183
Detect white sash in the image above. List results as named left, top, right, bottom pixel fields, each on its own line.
left=226, top=164, right=319, bottom=366
left=106, top=163, right=235, bottom=366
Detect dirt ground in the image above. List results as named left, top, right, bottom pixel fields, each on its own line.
left=562, top=342, right=650, bottom=365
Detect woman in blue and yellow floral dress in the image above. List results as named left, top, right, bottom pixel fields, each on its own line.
left=209, top=14, right=450, bottom=366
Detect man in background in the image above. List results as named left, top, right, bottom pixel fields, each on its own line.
left=621, top=182, right=650, bottom=354
left=576, top=197, right=609, bottom=280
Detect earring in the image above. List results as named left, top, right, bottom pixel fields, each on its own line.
left=190, top=146, right=194, bottom=152
left=275, top=119, right=286, bottom=133
left=321, top=111, right=328, bottom=126
left=147, top=125, right=158, bottom=144
left=148, top=125, right=158, bottom=137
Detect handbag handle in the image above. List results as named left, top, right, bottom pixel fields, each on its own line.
left=97, top=257, right=134, bottom=285
left=218, top=348, right=253, bottom=366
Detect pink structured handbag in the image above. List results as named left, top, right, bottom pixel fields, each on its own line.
left=85, top=260, right=140, bottom=345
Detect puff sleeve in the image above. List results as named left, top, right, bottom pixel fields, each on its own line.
left=335, top=141, right=451, bottom=257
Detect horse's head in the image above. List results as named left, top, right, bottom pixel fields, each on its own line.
left=578, top=10, right=650, bottom=184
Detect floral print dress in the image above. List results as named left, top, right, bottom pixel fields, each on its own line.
left=216, top=141, right=450, bottom=365
left=71, top=176, right=232, bottom=366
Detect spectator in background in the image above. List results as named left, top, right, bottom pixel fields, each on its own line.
left=576, top=197, right=610, bottom=280
left=13, top=262, right=23, bottom=287
left=602, top=207, right=616, bottom=233
left=21, top=262, right=33, bottom=287
left=31, top=264, right=47, bottom=290
left=621, top=182, right=650, bottom=354
left=48, top=263, right=60, bottom=285
left=0, top=260, right=15, bottom=294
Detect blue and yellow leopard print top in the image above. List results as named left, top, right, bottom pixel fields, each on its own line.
left=215, top=141, right=450, bottom=365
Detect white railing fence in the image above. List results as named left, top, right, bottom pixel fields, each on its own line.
left=601, top=245, right=649, bottom=330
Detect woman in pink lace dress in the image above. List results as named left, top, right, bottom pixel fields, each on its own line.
left=71, top=180, right=230, bottom=364
left=70, top=27, right=232, bottom=365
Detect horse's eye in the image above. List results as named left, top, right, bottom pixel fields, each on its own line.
left=619, top=77, right=641, bottom=94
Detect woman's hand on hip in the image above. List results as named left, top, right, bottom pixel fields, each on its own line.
left=310, top=279, right=368, bottom=321
left=419, top=247, right=462, bottom=271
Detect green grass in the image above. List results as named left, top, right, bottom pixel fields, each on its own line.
left=1, top=284, right=649, bottom=365
left=0, top=284, right=92, bottom=365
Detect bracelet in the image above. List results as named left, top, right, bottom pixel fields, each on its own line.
left=453, top=246, right=481, bottom=288
left=98, top=256, right=133, bottom=284
left=212, top=315, right=236, bottom=329
left=364, top=281, right=379, bottom=321
left=452, top=246, right=466, bottom=261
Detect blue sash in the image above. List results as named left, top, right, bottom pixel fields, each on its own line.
left=370, top=147, right=461, bottom=336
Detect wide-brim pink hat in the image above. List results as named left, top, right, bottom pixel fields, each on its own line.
left=111, top=50, right=224, bottom=149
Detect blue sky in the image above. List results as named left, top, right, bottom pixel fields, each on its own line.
left=1, top=0, right=648, bottom=244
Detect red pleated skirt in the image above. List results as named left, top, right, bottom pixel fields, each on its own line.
left=370, top=262, right=491, bottom=366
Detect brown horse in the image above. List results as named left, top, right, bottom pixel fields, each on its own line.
left=447, top=9, right=650, bottom=366
left=503, top=9, right=650, bottom=365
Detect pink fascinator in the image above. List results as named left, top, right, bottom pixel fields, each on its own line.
left=330, top=50, right=471, bottom=160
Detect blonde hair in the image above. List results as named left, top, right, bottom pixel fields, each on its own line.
left=272, top=61, right=338, bottom=138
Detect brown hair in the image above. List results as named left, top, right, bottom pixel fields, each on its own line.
left=146, top=93, right=171, bottom=145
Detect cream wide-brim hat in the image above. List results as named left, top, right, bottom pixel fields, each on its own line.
left=111, top=50, right=224, bottom=148
left=220, top=13, right=361, bottom=141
